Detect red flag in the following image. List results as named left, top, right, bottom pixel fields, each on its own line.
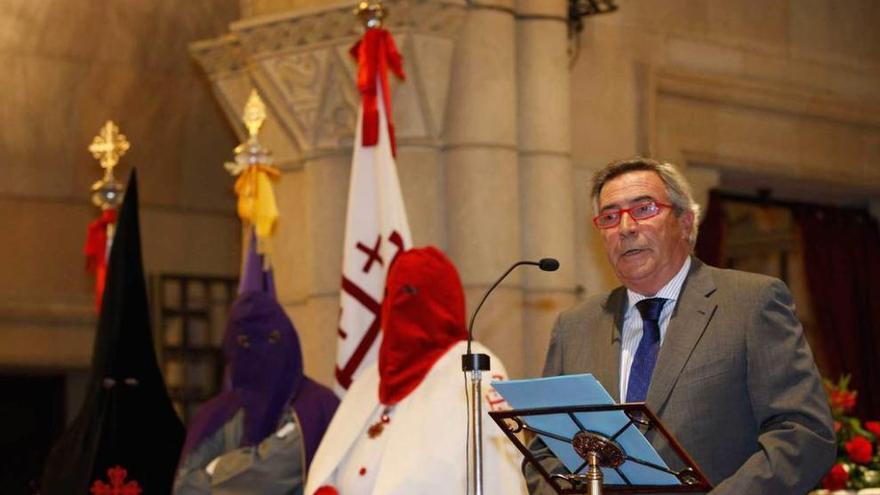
left=335, top=27, right=411, bottom=393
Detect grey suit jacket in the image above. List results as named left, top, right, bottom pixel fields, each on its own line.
left=525, top=259, right=835, bottom=494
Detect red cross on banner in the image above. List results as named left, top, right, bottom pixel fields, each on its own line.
left=356, top=235, right=385, bottom=273
left=335, top=27, right=410, bottom=394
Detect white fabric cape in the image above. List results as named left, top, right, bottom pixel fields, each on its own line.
left=306, top=340, right=527, bottom=495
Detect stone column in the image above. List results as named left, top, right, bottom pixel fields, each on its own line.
left=444, top=0, right=524, bottom=376
left=516, top=0, right=577, bottom=377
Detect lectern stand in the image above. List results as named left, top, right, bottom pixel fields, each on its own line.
left=489, top=403, right=712, bottom=494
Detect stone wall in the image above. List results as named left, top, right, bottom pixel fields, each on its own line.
left=0, top=0, right=242, bottom=371
left=570, top=0, right=880, bottom=296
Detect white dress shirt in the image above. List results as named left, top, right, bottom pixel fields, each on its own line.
left=619, top=256, right=691, bottom=402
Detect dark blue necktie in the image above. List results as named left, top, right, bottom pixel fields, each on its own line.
left=626, top=298, right=667, bottom=403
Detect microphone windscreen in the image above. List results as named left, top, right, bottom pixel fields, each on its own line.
left=538, top=258, right=560, bottom=271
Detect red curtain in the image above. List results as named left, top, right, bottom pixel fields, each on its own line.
left=695, top=189, right=726, bottom=267
left=794, top=205, right=880, bottom=419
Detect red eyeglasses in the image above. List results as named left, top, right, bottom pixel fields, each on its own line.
left=593, top=201, right=674, bottom=229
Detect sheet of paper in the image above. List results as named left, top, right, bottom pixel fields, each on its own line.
left=492, top=374, right=680, bottom=486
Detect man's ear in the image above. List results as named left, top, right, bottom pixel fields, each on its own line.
left=679, top=209, right=695, bottom=240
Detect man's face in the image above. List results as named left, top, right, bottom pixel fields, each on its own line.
left=596, top=170, right=694, bottom=295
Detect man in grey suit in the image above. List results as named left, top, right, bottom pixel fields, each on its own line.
left=525, top=158, right=835, bottom=494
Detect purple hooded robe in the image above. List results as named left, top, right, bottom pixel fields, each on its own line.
left=178, top=290, right=338, bottom=485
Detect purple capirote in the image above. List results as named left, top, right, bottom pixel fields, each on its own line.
left=180, top=291, right=338, bottom=469
left=238, top=228, right=277, bottom=297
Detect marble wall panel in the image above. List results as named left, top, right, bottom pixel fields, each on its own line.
left=522, top=288, right=576, bottom=377
left=790, top=0, right=880, bottom=71
left=463, top=286, right=524, bottom=378
left=1, top=0, right=235, bottom=72
left=0, top=0, right=243, bottom=371
left=609, top=0, right=711, bottom=41
left=241, top=0, right=353, bottom=19
left=443, top=7, right=515, bottom=142
left=303, top=153, right=350, bottom=295
left=655, top=90, right=880, bottom=192
left=519, top=154, right=576, bottom=288
left=0, top=325, right=93, bottom=369
left=272, top=168, right=310, bottom=303
left=138, top=208, right=241, bottom=277
left=0, top=198, right=94, bottom=305
left=444, top=147, right=521, bottom=283
left=394, top=145, right=446, bottom=249
left=283, top=293, right=340, bottom=386
left=569, top=0, right=880, bottom=298
left=704, top=0, right=789, bottom=51
left=1, top=0, right=240, bottom=207
left=408, top=34, right=455, bottom=138
left=569, top=24, right=641, bottom=166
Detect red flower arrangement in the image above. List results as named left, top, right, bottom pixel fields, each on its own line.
left=820, top=375, right=880, bottom=491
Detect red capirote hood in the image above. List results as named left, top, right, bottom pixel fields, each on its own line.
left=378, top=246, right=468, bottom=405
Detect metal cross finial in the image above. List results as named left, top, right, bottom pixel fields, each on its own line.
left=88, top=121, right=127, bottom=209
left=243, top=89, right=267, bottom=139
left=89, top=120, right=130, bottom=171
left=355, top=0, right=386, bottom=29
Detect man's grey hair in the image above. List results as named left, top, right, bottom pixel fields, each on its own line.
left=590, top=157, right=702, bottom=246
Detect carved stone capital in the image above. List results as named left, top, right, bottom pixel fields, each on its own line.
left=232, top=0, right=465, bottom=56
left=190, top=0, right=466, bottom=158
left=189, top=34, right=248, bottom=80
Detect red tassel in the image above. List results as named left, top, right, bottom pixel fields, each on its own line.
left=350, top=28, right=405, bottom=156
left=84, top=209, right=117, bottom=312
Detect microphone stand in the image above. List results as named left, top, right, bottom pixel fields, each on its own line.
left=462, top=259, right=558, bottom=495
left=461, top=347, right=489, bottom=495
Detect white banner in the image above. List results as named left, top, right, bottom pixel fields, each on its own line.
left=335, top=80, right=411, bottom=394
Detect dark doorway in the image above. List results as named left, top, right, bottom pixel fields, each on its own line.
left=0, top=374, right=65, bottom=494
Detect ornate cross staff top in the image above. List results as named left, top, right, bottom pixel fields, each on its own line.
left=243, top=89, right=267, bottom=139
left=84, top=120, right=127, bottom=311
left=225, top=89, right=279, bottom=265
left=89, top=120, right=130, bottom=172
left=355, top=0, right=386, bottom=29
left=89, top=120, right=128, bottom=210
left=226, top=90, right=274, bottom=176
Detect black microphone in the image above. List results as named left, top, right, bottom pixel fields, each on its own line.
left=462, top=258, right=560, bottom=371
left=538, top=258, right=560, bottom=272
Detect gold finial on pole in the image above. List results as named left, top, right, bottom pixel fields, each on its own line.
left=225, top=90, right=274, bottom=177
left=354, top=0, right=386, bottom=29
left=89, top=120, right=130, bottom=172
left=88, top=120, right=128, bottom=209
left=242, top=89, right=267, bottom=139
left=225, top=89, right=280, bottom=267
